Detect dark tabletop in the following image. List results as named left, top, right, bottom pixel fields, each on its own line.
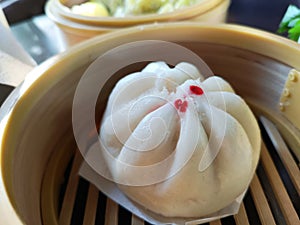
left=228, top=0, right=300, bottom=32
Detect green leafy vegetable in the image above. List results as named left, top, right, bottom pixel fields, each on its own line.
left=278, top=5, right=300, bottom=43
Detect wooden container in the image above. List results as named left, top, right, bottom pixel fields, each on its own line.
left=54, top=0, right=230, bottom=26
left=45, top=0, right=230, bottom=46
left=0, top=23, right=299, bottom=225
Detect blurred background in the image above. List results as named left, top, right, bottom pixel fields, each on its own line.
left=0, top=0, right=298, bottom=76
left=1, top=0, right=299, bottom=31
left=0, top=0, right=299, bottom=66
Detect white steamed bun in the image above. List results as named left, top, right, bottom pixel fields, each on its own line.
left=99, top=61, right=261, bottom=218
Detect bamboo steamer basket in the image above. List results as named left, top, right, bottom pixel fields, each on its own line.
left=45, top=0, right=230, bottom=46
left=54, top=0, right=229, bottom=26
left=45, top=0, right=117, bottom=46
left=0, top=23, right=299, bottom=225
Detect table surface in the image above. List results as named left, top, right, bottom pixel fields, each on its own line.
left=0, top=0, right=299, bottom=103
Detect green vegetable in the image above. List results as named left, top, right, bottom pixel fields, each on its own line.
left=278, top=5, right=300, bottom=43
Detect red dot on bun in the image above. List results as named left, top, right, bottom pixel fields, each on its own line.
left=190, top=85, right=204, bottom=95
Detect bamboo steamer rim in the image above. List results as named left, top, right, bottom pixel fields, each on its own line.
left=52, top=0, right=228, bottom=26
left=45, top=22, right=300, bottom=70
left=0, top=23, right=299, bottom=225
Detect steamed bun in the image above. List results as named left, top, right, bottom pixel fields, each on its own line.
left=99, top=61, right=261, bottom=218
